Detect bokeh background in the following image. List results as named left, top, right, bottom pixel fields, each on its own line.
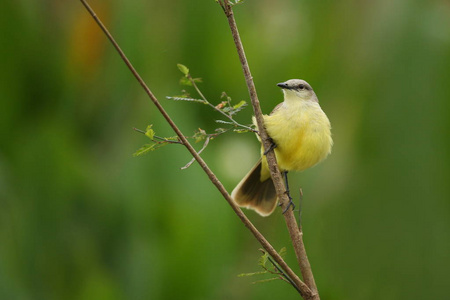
left=1, top=0, right=450, bottom=299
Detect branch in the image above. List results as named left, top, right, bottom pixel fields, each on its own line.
left=78, top=0, right=309, bottom=298
left=186, top=73, right=256, bottom=133
left=181, top=135, right=211, bottom=170
left=217, top=1, right=319, bottom=299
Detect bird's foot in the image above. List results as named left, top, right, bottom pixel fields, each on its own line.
left=280, top=192, right=295, bottom=214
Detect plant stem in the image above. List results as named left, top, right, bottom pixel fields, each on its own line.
left=187, top=74, right=256, bottom=133
left=218, top=1, right=320, bottom=299
left=181, top=136, right=211, bottom=170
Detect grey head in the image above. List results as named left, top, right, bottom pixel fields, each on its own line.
left=277, top=79, right=317, bottom=102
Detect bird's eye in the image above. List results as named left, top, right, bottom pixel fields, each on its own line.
left=298, top=84, right=305, bottom=90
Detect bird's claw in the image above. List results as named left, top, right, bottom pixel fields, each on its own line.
left=264, top=138, right=277, bottom=155
left=282, top=193, right=295, bottom=214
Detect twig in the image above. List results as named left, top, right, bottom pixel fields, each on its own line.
left=217, top=1, right=319, bottom=299
left=133, top=127, right=146, bottom=134
left=265, top=253, right=302, bottom=294
left=78, top=0, right=308, bottom=297
left=133, top=127, right=182, bottom=144
left=181, top=136, right=211, bottom=170
left=186, top=74, right=257, bottom=133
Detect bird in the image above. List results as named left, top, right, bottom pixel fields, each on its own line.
left=231, top=79, right=333, bottom=216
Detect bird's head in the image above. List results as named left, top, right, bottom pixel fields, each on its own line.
left=277, top=79, right=317, bottom=102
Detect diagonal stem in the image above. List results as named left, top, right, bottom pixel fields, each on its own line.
left=181, top=136, right=211, bottom=170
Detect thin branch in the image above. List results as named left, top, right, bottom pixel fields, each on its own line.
left=186, top=74, right=257, bottom=133
left=79, top=0, right=306, bottom=297
left=181, top=136, right=211, bottom=170
left=217, top=1, right=319, bottom=299
left=267, top=255, right=302, bottom=294
left=133, top=127, right=182, bottom=144
left=133, top=127, right=146, bottom=134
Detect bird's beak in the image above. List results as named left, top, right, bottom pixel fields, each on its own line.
left=277, top=82, right=289, bottom=89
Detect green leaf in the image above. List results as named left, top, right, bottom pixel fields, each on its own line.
left=232, top=0, right=245, bottom=5
left=133, top=143, right=157, bottom=157
left=258, top=251, right=269, bottom=268
left=179, top=76, right=192, bottom=86
left=163, top=136, right=180, bottom=142
left=233, top=128, right=251, bottom=133
left=233, top=100, right=247, bottom=109
left=215, top=128, right=227, bottom=133
left=166, top=96, right=205, bottom=103
left=215, top=120, right=234, bottom=125
left=133, top=141, right=171, bottom=157
left=222, top=106, right=232, bottom=113
left=193, top=128, right=207, bottom=143
left=145, top=125, right=155, bottom=140
left=177, top=63, right=189, bottom=76
left=237, top=271, right=267, bottom=277
left=230, top=100, right=247, bottom=115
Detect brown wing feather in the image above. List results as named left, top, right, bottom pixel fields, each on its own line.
left=231, top=159, right=277, bottom=216
left=233, top=102, right=282, bottom=216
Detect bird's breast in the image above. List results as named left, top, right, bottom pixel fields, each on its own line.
left=263, top=102, right=332, bottom=172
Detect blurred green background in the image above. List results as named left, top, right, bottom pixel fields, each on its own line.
left=1, top=0, right=450, bottom=299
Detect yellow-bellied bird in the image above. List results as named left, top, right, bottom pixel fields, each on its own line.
left=232, top=79, right=333, bottom=216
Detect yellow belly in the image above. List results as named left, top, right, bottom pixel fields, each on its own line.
left=258, top=102, right=332, bottom=181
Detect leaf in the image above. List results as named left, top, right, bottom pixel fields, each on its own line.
left=193, top=128, right=207, bottom=143
left=232, top=0, right=245, bottom=5
left=215, top=120, right=234, bottom=125
left=162, top=136, right=180, bottom=142
left=212, top=128, right=227, bottom=137
left=258, top=251, right=269, bottom=268
left=237, top=271, right=267, bottom=277
left=179, top=76, right=192, bottom=86
left=278, top=247, right=287, bottom=258
left=166, top=96, right=205, bottom=103
left=230, top=100, right=247, bottom=115
left=177, top=63, right=189, bottom=76
left=233, top=128, right=251, bottom=133
left=233, top=100, right=247, bottom=109
left=133, top=143, right=157, bottom=157
left=145, top=125, right=155, bottom=140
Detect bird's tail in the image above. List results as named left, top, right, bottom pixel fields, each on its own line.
left=231, top=159, right=277, bottom=216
